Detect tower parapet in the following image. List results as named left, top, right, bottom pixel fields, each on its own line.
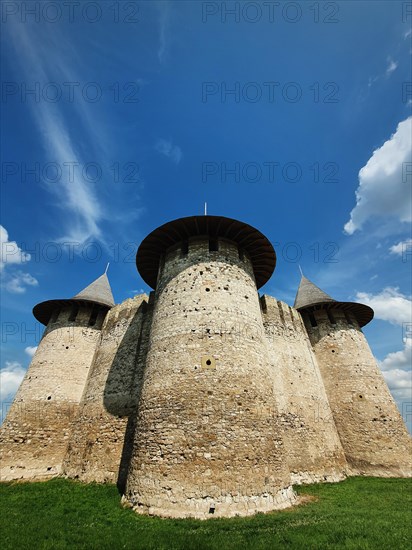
left=295, top=275, right=412, bottom=477
left=0, top=273, right=114, bottom=481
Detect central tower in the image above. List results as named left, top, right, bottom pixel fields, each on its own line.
left=124, top=216, right=295, bottom=518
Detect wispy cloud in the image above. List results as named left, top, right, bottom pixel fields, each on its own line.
left=155, top=138, right=182, bottom=165
left=385, top=56, right=398, bottom=76
left=5, top=21, right=108, bottom=245
left=368, top=55, right=399, bottom=88
left=155, top=1, right=172, bottom=63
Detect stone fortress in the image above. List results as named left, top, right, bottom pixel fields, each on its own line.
left=1, top=215, right=411, bottom=518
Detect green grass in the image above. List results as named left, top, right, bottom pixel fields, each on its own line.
left=0, top=477, right=411, bottom=549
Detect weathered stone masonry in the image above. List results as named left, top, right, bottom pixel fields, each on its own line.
left=1, top=215, right=411, bottom=519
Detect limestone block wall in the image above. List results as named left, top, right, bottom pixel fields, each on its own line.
left=302, top=308, right=412, bottom=477
left=0, top=303, right=104, bottom=481
left=63, top=294, right=153, bottom=486
left=261, top=295, right=348, bottom=483
left=125, top=237, right=295, bottom=519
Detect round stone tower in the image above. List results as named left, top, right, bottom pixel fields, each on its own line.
left=0, top=273, right=114, bottom=481
left=295, top=275, right=412, bottom=477
left=124, top=215, right=295, bottom=518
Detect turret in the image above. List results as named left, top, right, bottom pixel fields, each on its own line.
left=0, top=273, right=114, bottom=481
left=295, top=275, right=412, bottom=477
left=124, top=215, right=296, bottom=518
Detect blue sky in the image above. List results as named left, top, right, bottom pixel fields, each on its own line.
left=1, top=1, right=411, bottom=429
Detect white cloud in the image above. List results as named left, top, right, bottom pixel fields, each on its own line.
left=25, top=346, right=38, bottom=358
left=390, top=238, right=412, bottom=257
left=380, top=338, right=412, bottom=371
left=344, top=117, right=412, bottom=235
left=0, top=362, right=26, bottom=401
left=3, top=271, right=38, bottom=294
left=379, top=339, right=412, bottom=408
left=385, top=57, right=398, bottom=76
left=0, top=226, right=31, bottom=271
left=155, top=139, right=182, bottom=165
left=0, top=226, right=38, bottom=294
left=356, top=287, right=412, bottom=325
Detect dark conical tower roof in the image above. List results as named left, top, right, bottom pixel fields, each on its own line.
left=294, top=275, right=335, bottom=309
left=33, top=272, right=115, bottom=325
left=293, top=274, right=374, bottom=328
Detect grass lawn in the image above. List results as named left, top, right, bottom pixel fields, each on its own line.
left=0, top=477, right=411, bottom=549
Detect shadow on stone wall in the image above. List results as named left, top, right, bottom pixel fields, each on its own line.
left=102, top=299, right=153, bottom=493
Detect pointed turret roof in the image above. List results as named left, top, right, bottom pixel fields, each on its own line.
left=293, top=274, right=374, bottom=328
left=294, top=275, right=335, bottom=309
left=33, top=271, right=115, bottom=325
left=73, top=273, right=115, bottom=308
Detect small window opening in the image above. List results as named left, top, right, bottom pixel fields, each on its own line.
left=50, top=308, right=60, bottom=324
left=205, top=287, right=210, bottom=292
left=209, top=507, right=215, bottom=514
left=209, top=239, right=218, bottom=252
left=68, top=303, right=79, bottom=323
left=308, top=311, right=317, bottom=328
left=326, top=309, right=336, bottom=325
left=344, top=311, right=353, bottom=325
left=206, top=359, right=212, bottom=366
left=181, top=240, right=189, bottom=256
left=88, top=305, right=100, bottom=327
left=47, top=396, right=51, bottom=400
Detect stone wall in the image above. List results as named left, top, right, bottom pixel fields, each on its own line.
left=261, top=296, right=348, bottom=484
left=302, top=308, right=412, bottom=477
left=63, top=294, right=153, bottom=486
left=124, top=237, right=295, bottom=518
left=0, top=303, right=104, bottom=481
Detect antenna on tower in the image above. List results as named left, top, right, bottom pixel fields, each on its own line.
left=105, top=262, right=110, bottom=274
left=298, top=264, right=303, bottom=277
left=204, top=202, right=207, bottom=216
